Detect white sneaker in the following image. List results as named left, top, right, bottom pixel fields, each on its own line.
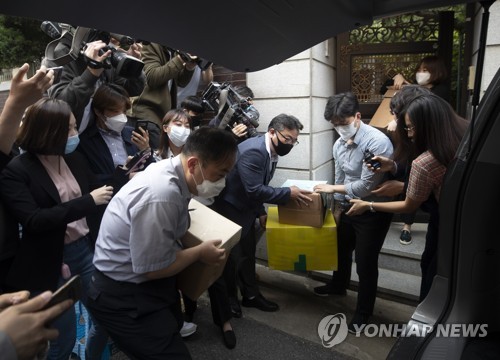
left=180, top=321, right=197, bottom=338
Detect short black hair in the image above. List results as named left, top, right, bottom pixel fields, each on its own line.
left=324, top=92, right=359, bottom=122
left=234, top=85, right=254, bottom=99
left=268, top=114, right=303, bottom=132
left=182, top=127, right=237, bottom=166
left=92, top=83, right=131, bottom=113
left=180, top=95, right=204, bottom=114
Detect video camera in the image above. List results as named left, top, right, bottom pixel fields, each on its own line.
left=96, top=44, right=144, bottom=78
left=42, top=22, right=144, bottom=78
left=168, top=48, right=213, bottom=71
left=109, top=33, right=151, bottom=48
left=201, top=82, right=260, bottom=137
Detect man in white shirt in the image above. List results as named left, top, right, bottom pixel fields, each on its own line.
left=87, top=127, right=237, bottom=359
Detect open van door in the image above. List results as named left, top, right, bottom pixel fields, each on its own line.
left=388, top=3, right=500, bottom=357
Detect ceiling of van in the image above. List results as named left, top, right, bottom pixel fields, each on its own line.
left=0, top=0, right=475, bottom=72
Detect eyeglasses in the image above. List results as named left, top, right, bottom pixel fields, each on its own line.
left=403, top=125, right=415, bottom=132
left=276, top=129, right=299, bottom=146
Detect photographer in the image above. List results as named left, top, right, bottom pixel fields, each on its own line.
left=46, top=28, right=146, bottom=133
left=207, top=84, right=260, bottom=143
left=131, top=43, right=198, bottom=149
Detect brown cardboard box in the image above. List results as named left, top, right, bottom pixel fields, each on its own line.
left=369, top=88, right=398, bottom=129
left=278, top=192, right=326, bottom=228
left=177, top=198, right=241, bottom=299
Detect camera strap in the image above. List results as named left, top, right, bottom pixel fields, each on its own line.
left=84, top=56, right=107, bottom=69
left=44, top=27, right=93, bottom=66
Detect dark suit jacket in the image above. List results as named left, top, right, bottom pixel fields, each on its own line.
left=212, top=135, right=291, bottom=237
left=0, top=152, right=100, bottom=291
left=77, top=124, right=139, bottom=188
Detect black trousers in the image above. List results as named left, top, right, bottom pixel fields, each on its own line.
left=224, top=225, right=259, bottom=299
left=183, top=273, right=232, bottom=327
left=419, top=197, right=440, bottom=302
left=329, top=211, right=393, bottom=316
left=87, top=270, right=191, bottom=360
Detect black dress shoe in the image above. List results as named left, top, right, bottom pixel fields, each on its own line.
left=241, top=294, right=279, bottom=312
left=229, top=297, right=242, bottom=318
left=222, top=329, right=236, bottom=349
left=313, top=284, right=347, bottom=297
left=348, top=313, right=370, bottom=335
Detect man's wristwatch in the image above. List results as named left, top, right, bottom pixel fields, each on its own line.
left=369, top=201, right=376, bottom=213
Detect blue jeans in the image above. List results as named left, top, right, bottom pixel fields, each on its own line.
left=47, top=235, right=109, bottom=360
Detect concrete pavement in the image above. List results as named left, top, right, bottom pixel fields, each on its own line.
left=240, top=264, right=417, bottom=360
left=109, top=263, right=417, bottom=359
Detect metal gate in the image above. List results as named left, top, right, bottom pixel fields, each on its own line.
left=336, top=11, right=455, bottom=119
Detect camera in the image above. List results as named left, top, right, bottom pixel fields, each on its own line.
left=97, top=45, right=144, bottom=78
left=42, top=25, right=144, bottom=78
left=363, top=150, right=382, bottom=170
left=170, top=48, right=213, bottom=71
left=109, top=33, right=151, bottom=47
left=202, top=82, right=260, bottom=137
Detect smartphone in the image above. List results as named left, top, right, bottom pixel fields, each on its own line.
left=125, top=148, right=152, bottom=175
left=134, top=120, right=149, bottom=133
left=47, top=66, right=63, bottom=85
left=41, top=275, right=82, bottom=310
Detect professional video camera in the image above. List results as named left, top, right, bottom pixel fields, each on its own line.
left=201, top=82, right=260, bottom=137
left=42, top=22, right=144, bottom=78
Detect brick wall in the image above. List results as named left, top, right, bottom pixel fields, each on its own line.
left=212, top=65, right=247, bottom=88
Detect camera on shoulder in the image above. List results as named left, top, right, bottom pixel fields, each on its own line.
left=201, top=82, right=260, bottom=138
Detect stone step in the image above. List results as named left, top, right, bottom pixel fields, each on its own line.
left=311, top=265, right=421, bottom=304
left=378, top=221, right=427, bottom=276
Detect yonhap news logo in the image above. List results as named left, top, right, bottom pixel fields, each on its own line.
left=317, top=313, right=349, bottom=347
left=318, top=313, right=488, bottom=347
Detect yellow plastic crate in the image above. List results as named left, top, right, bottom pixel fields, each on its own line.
left=266, top=206, right=337, bottom=271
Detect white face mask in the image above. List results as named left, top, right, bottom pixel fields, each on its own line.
left=416, top=72, right=431, bottom=86
left=193, top=163, right=226, bottom=199
left=333, top=121, right=358, bottom=141
left=105, top=113, right=127, bottom=133
left=168, top=126, right=191, bottom=147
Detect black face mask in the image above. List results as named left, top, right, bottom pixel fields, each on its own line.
left=272, top=134, right=293, bottom=156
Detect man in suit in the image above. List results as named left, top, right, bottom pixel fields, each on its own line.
left=212, top=113, right=312, bottom=315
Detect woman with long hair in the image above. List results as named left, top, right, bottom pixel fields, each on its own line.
left=154, top=109, right=191, bottom=161
left=347, top=93, right=468, bottom=301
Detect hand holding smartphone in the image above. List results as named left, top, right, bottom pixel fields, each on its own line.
left=135, top=120, right=149, bottom=133
left=124, top=148, right=152, bottom=175
left=41, top=275, right=82, bottom=310
left=47, top=66, right=63, bottom=85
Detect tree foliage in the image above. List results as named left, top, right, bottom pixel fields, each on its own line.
left=0, top=15, right=49, bottom=69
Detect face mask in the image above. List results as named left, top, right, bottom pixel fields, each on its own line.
left=272, top=133, right=294, bottom=156
left=333, top=121, right=358, bottom=141
left=105, top=113, right=127, bottom=133
left=193, top=163, right=226, bottom=198
left=416, top=72, right=431, bottom=86
left=65, top=134, right=80, bottom=154
left=168, top=126, right=191, bottom=147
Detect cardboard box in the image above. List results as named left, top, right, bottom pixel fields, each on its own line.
left=266, top=206, right=337, bottom=271
left=278, top=192, right=326, bottom=228
left=369, top=88, right=398, bottom=129
left=177, top=198, right=241, bottom=300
